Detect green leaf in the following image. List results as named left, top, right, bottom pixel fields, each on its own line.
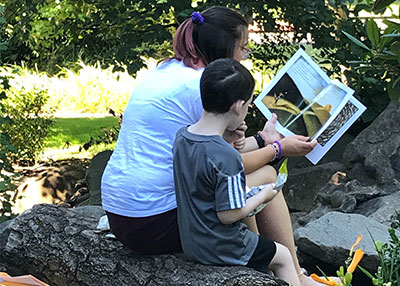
left=390, top=42, right=400, bottom=56
left=344, top=272, right=353, bottom=284
left=342, top=31, right=371, bottom=51
left=366, top=19, right=380, bottom=49
left=383, top=20, right=400, bottom=30
left=358, top=265, right=375, bottom=279
left=387, top=78, right=400, bottom=103
left=393, top=74, right=400, bottom=89
left=373, top=0, right=396, bottom=13
left=374, top=53, right=398, bottom=61
left=381, top=33, right=400, bottom=38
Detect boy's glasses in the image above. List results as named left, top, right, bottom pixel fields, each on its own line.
left=240, top=45, right=252, bottom=60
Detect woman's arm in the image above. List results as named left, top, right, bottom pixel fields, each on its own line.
left=217, top=184, right=277, bottom=224
left=241, top=144, right=276, bottom=174
left=241, top=135, right=318, bottom=174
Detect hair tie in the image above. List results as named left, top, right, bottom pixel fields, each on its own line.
left=191, top=12, right=204, bottom=24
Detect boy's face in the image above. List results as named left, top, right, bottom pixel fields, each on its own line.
left=228, top=94, right=253, bottom=131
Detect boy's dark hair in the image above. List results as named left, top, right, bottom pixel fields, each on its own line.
left=200, top=58, right=255, bottom=114
left=173, top=6, right=248, bottom=68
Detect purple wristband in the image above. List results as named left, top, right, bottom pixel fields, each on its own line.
left=274, top=140, right=282, bottom=159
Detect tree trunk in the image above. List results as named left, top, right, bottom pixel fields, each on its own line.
left=0, top=204, right=286, bottom=286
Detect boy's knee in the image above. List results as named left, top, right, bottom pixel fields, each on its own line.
left=270, top=243, right=292, bottom=268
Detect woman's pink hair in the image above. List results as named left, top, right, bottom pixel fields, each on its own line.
left=170, top=7, right=248, bottom=69
left=173, top=18, right=200, bottom=68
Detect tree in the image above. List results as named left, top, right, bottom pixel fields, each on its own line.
left=344, top=0, right=400, bottom=103
left=2, top=0, right=386, bottom=127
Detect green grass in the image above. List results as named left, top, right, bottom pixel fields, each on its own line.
left=44, top=117, right=119, bottom=147
left=42, top=116, right=119, bottom=160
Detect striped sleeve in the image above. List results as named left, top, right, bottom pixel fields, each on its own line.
left=215, top=171, right=246, bottom=211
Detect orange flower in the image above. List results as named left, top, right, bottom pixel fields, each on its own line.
left=310, top=274, right=340, bottom=286
left=349, top=234, right=363, bottom=255
left=347, top=248, right=364, bottom=273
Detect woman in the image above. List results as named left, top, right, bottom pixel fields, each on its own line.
left=101, top=5, right=317, bottom=285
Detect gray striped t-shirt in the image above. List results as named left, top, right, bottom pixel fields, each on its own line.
left=173, top=127, right=258, bottom=266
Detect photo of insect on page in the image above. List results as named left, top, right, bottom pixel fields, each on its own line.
left=254, top=48, right=367, bottom=165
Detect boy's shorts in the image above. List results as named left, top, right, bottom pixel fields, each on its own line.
left=106, top=208, right=182, bottom=254
left=246, top=236, right=277, bottom=273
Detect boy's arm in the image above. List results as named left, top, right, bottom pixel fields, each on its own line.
left=217, top=184, right=277, bottom=225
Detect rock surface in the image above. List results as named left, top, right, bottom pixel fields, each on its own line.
left=294, top=211, right=395, bottom=272
left=343, top=101, right=400, bottom=187
left=0, top=204, right=287, bottom=286
left=3, top=102, right=400, bottom=284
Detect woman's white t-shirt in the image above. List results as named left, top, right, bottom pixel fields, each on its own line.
left=101, top=59, right=204, bottom=217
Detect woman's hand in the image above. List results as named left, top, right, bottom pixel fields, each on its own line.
left=279, top=135, right=317, bottom=157
left=260, top=113, right=283, bottom=144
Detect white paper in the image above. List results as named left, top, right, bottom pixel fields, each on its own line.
left=254, top=48, right=366, bottom=164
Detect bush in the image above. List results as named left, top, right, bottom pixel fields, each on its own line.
left=0, top=76, right=18, bottom=221
left=2, top=87, right=54, bottom=165
left=360, top=211, right=400, bottom=286
left=0, top=66, right=55, bottom=165
left=52, top=62, right=136, bottom=114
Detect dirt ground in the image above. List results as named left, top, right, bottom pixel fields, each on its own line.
left=11, top=158, right=91, bottom=214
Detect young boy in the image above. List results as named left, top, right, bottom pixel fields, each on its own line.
left=173, top=58, right=301, bottom=286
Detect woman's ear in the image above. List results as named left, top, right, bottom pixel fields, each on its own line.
left=231, top=100, right=245, bottom=115
left=192, top=58, right=206, bottom=69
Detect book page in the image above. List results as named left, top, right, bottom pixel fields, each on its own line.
left=254, top=48, right=365, bottom=164
left=306, top=96, right=366, bottom=164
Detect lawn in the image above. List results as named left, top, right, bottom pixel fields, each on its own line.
left=42, top=116, right=119, bottom=160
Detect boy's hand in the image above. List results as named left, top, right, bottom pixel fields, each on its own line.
left=233, top=137, right=246, bottom=151
left=260, top=183, right=278, bottom=203
left=223, top=121, right=247, bottom=149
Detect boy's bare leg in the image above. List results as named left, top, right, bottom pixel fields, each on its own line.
left=269, top=242, right=300, bottom=286
left=246, top=165, right=333, bottom=286
left=246, top=165, right=301, bottom=274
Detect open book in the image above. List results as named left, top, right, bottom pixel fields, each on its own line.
left=254, top=48, right=366, bottom=165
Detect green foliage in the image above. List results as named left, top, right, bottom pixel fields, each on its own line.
left=1, top=0, right=390, bottom=130
left=343, top=1, right=400, bottom=107
left=373, top=0, right=397, bottom=12
left=359, top=211, right=400, bottom=286
left=79, top=124, right=120, bottom=152
left=0, top=66, right=55, bottom=165
left=2, top=0, right=179, bottom=74
left=2, top=87, right=54, bottom=165
left=0, top=4, right=8, bottom=64
left=53, top=62, right=136, bottom=114
left=0, top=76, right=18, bottom=222
left=0, top=62, right=135, bottom=115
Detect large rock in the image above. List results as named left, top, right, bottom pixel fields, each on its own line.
left=294, top=211, right=395, bottom=272
left=355, top=191, right=400, bottom=226
left=84, top=150, right=112, bottom=206
left=0, top=204, right=286, bottom=286
left=343, top=102, right=400, bottom=187
left=284, top=162, right=345, bottom=212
